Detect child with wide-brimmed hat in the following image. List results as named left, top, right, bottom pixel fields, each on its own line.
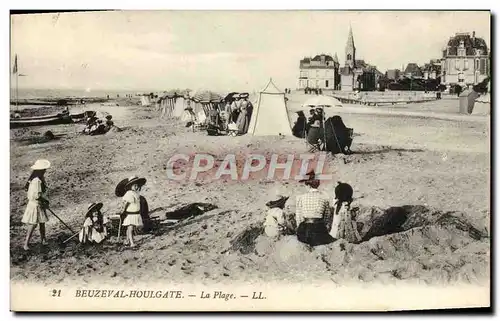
left=79, top=202, right=109, bottom=244
left=22, top=159, right=51, bottom=251
left=263, top=187, right=290, bottom=239
left=119, top=176, right=147, bottom=247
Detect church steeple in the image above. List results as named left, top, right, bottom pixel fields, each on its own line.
left=345, top=25, right=356, bottom=68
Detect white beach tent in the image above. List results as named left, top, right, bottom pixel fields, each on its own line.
left=173, top=97, right=186, bottom=118
left=248, top=79, right=292, bottom=136
left=140, top=95, right=152, bottom=107
left=471, top=93, right=490, bottom=115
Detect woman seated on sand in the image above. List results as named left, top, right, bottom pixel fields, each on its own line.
left=294, top=172, right=335, bottom=246
left=306, top=120, right=323, bottom=150
left=89, top=119, right=107, bottom=136
left=329, top=182, right=362, bottom=243
left=79, top=202, right=109, bottom=244
left=292, top=111, right=307, bottom=139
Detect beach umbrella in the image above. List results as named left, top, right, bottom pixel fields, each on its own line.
left=303, top=95, right=343, bottom=108
left=191, top=90, right=224, bottom=103
left=224, top=92, right=239, bottom=103
left=164, top=89, right=180, bottom=98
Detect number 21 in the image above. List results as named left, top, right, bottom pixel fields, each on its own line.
left=52, top=289, right=61, bottom=297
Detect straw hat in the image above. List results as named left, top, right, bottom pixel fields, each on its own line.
left=298, top=171, right=321, bottom=188
left=86, top=202, right=103, bottom=216
left=239, top=93, right=249, bottom=99
left=115, top=178, right=129, bottom=197
left=265, top=185, right=291, bottom=208
left=31, top=159, right=51, bottom=170
left=298, top=170, right=316, bottom=183
left=124, top=175, right=147, bottom=190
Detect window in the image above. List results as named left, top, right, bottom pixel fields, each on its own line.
left=325, top=80, right=329, bottom=88
left=464, top=59, right=469, bottom=70
left=347, top=54, right=352, bottom=61
left=475, top=59, right=480, bottom=70
left=455, top=59, right=460, bottom=70
left=480, top=59, right=486, bottom=75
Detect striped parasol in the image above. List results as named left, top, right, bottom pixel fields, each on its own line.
left=191, top=90, right=224, bottom=103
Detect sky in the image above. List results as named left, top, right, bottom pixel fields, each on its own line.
left=10, top=10, right=490, bottom=93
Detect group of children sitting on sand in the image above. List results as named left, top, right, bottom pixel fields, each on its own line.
left=77, top=175, right=149, bottom=248
left=82, top=113, right=117, bottom=136
left=263, top=171, right=361, bottom=246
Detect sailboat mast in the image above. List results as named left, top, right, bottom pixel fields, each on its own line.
left=16, top=72, right=19, bottom=111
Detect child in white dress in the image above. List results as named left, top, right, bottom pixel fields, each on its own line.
left=120, top=176, right=146, bottom=247
left=79, top=203, right=109, bottom=244
left=22, top=159, right=51, bottom=251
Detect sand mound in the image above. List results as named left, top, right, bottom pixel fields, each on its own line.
left=224, top=205, right=489, bottom=284
left=13, top=130, right=64, bottom=145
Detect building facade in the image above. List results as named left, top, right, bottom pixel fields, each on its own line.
left=422, top=59, right=441, bottom=80
left=386, top=69, right=401, bottom=80
left=298, top=54, right=340, bottom=90
left=440, top=31, right=489, bottom=88
left=403, top=63, right=423, bottom=79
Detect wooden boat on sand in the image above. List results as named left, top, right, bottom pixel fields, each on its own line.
left=10, top=113, right=73, bottom=129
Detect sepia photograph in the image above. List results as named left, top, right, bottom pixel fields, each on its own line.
left=8, top=9, right=491, bottom=311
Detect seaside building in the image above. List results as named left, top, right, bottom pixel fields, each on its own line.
left=422, top=59, right=441, bottom=80
left=297, top=54, right=340, bottom=90
left=440, top=31, right=489, bottom=88
left=340, top=27, right=380, bottom=91
left=386, top=69, right=401, bottom=81
left=403, top=63, right=423, bottom=79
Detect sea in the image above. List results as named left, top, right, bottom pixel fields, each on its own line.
left=10, top=88, right=154, bottom=100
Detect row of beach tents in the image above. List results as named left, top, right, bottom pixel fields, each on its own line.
left=139, top=79, right=295, bottom=136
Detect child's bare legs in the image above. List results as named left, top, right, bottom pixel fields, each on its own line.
left=23, top=224, right=36, bottom=250
left=39, top=223, right=47, bottom=245
left=126, top=225, right=135, bottom=247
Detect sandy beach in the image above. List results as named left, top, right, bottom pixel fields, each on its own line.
left=10, top=94, right=490, bottom=287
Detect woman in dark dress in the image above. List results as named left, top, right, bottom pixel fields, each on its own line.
left=324, top=115, right=353, bottom=154
left=292, top=111, right=307, bottom=138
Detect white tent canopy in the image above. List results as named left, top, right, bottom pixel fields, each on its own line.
left=140, top=95, right=152, bottom=107
left=248, top=79, right=292, bottom=136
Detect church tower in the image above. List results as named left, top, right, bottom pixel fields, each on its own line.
left=345, top=25, right=356, bottom=69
